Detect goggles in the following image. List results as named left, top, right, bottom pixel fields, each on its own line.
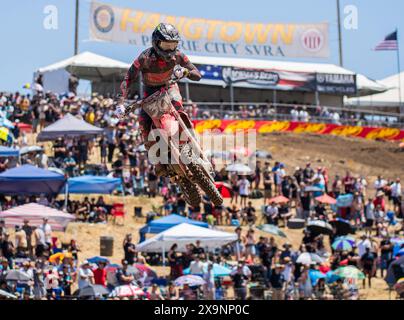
left=158, top=41, right=179, bottom=51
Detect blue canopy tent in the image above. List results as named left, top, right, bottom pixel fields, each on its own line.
left=0, top=146, right=19, bottom=157
left=0, top=164, right=66, bottom=195
left=62, top=175, right=121, bottom=194
left=139, top=214, right=209, bottom=242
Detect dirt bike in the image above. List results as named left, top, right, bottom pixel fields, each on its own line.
left=117, top=73, right=223, bottom=207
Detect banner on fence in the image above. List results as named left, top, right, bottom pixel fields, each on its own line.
left=193, top=120, right=404, bottom=141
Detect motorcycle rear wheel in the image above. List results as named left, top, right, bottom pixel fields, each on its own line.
left=177, top=177, right=202, bottom=207
left=181, top=144, right=223, bottom=206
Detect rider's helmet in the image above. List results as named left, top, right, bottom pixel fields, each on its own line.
left=152, top=23, right=181, bottom=61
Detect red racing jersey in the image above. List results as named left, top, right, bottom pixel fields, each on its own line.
left=121, top=47, right=201, bottom=98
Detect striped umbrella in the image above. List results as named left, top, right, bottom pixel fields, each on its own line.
left=108, top=285, right=145, bottom=298
left=333, top=266, right=365, bottom=280
left=332, top=238, right=353, bottom=251
left=174, top=275, right=206, bottom=287
left=335, top=236, right=356, bottom=245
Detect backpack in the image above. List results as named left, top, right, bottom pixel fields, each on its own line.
left=249, top=190, right=263, bottom=199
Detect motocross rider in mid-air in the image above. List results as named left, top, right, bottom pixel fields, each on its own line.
left=119, top=23, right=202, bottom=177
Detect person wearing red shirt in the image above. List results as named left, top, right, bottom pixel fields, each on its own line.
left=93, top=261, right=107, bottom=287
left=373, top=191, right=386, bottom=212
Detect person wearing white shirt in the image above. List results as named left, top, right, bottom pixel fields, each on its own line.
left=265, top=203, right=279, bottom=225
left=290, top=107, right=299, bottom=121
left=373, top=176, right=386, bottom=194
left=189, top=255, right=206, bottom=275
left=78, top=261, right=94, bottom=289
left=331, top=112, right=340, bottom=124
left=40, top=218, right=52, bottom=245
left=299, top=108, right=309, bottom=122
left=390, top=178, right=402, bottom=212
left=357, top=236, right=371, bottom=257
left=238, top=177, right=251, bottom=208
left=313, top=170, right=325, bottom=185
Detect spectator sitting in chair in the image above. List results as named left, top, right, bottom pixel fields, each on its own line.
left=265, top=202, right=279, bottom=226
left=242, top=201, right=257, bottom=226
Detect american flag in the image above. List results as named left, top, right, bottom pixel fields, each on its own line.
left=375, top=31, right=398, bottom=51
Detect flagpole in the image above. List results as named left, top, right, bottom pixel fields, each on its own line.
left=396, top=28, right=403, bottom=118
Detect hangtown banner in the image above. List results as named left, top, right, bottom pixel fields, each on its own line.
left=89, top=1, right=330, bottom=59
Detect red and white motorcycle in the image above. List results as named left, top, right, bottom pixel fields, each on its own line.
left=116, top=68, right=223, bottom=207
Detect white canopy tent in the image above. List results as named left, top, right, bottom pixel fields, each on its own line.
left=346, top=71, right=404, bottom=108
left=136, top=223, right=237, bottom=264
left=35, top=51, right=130, bottom=94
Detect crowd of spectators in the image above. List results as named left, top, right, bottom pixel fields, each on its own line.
left=0, top=89, right=403, bottom=300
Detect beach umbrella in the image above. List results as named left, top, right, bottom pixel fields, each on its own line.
left=133, top=264, right=158, bottom=279
left=230, top=146, right=252, bottom=157
left=254, top=150, right=272, bottom=159
left=109, top=285, right=145, bottom=298
left=326, top=271, right=340, bottom=284
left=385, top=256, right=404, bottom=286
left=174, top=275, right=206, bottom=287
left=126, top=265, right=142, bottom=276
left=257, top=224, right=287, bottom=238
left=268, top=195, right=289, bottom=204
left=78, top=284, right=110, bottom=298
left=304, top=186, right=323, bottom=192
left=0, top=127, right=14, bottom=143
left=332, top=238, right=353, bottom=251
left=5, top=270, right=32, bottom=282
left=225, top=163, right=252, bottom=175
left=87, top=256, right=110, bottom=265
left=309, top=269, right=327, bottom=286
left=214, top=182, right=232, bottom=198
left=0, top=289, right=18, bottom=299
left=49, top=252, right=65, bottom=264
left=334, top=266, right=365, bottom=280
left=296, top=252, right=324, bottom=265
left=315, top=194, right=336, bottom=205
left=183, top=263, right=232, bottom=278
left=335, top=236, right=356, bottom=246
left=330, top=218, right=354, bottom=236
left=19, top=146, right=43, bottom=155
left=396, top=248, right=404, bottom=257
left=307, top=220, right=333, bottom=236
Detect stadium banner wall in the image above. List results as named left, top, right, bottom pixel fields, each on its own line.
left=89, top=1, right=330, bottom=59
left=193, top=120, right=404, bottom=141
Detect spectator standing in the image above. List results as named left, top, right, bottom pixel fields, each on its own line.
left=78, top=260, right=94, bottom=289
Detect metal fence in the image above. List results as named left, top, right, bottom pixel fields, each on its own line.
left=182, top=102, right=404, bottom=128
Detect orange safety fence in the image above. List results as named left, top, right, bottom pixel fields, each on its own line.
left=193, top=120, right=404, bottom=141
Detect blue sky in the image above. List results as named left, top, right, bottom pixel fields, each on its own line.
left=1, top=0, right=404, bottom=92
